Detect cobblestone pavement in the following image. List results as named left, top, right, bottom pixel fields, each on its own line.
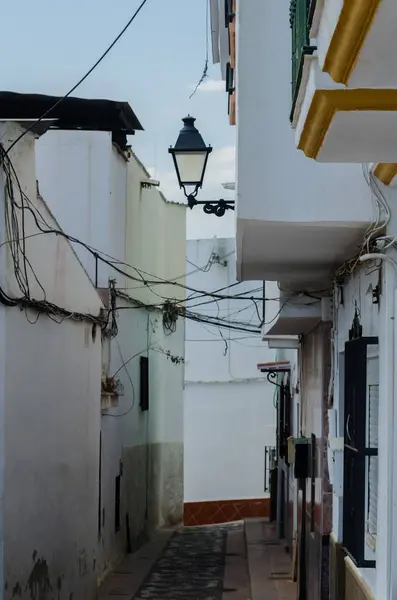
left=133, top=523, right=242, bottom=600
left=99, top=519, right=295, bottom=600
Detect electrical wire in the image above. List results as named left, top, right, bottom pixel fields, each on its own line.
left=5, top=0, right=151, bottom=154
left=102, top=337, right=137, bottom=418
left=0, top=146, right=105, bottom=326
left=189, top=0, right=210, bottom=98
left=335, top=164, right=391, bottom=279
left=9, top=179, right=269, bottom=303
left=1, top=149, right=280, bottom=334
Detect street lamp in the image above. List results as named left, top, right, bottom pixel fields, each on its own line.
left=169, top=116, right=235, bottom=217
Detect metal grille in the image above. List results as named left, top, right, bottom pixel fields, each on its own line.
left=366, top=384, right=379, bottom=545
left=343, top=336, right=378, bottom=567
left=264, top=446, right=276, bottom=492
left=290, top=0, right=316, bottom=113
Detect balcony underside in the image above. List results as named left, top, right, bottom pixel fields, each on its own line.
left=236, top=218, right=369, bottom=286
left=314, top=0, right=397, bottom=89
left=263, top=293, right=323, bottom=337
left=295, top=57, right=397, bottom=162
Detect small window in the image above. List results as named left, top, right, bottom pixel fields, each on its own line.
left=224, top=0, right=234, bottom=26
left=310, top=434, right=316, bottom=533
left=226, top=62, right=235, bottom=94
left=140, top=356, right=149, bottom=412
left=98, top=432, right=102, bottom=539
left=365, top=375, right=379, bottom=553
left=115, top=475, right=121, bottom=532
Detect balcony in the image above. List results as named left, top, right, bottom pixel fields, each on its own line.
left=236, top=0, right=375, bottom=287
left=313, top=0, right=397, bottom=89
left=291, top=0, right=397, bottom=163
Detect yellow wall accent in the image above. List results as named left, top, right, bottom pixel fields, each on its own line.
left=298, top=89, right=397, bottom=159
left=323, top=0, right=381, bottom=85
left=374, top=163, right=397, bottom=186
left=345, top=557, right=376, bottom=600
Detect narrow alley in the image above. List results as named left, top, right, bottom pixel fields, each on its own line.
left=99, top=520, right=296, bottom=600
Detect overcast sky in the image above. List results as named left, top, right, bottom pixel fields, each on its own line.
left=2, top=0, right=236, bottom=238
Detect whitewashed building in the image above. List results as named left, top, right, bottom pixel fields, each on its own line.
left=184, top=237, right=277, bottom=525
left=210, top=1, right=397, bottom=600
left=0, top=92, right=186, bottom=599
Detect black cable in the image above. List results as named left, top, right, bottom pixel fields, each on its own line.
left=9, top=172, right=272, bottom=304
left=102, top=338, right=136, bottom=418
left=2, top=149, right=281, bottom=332
left=189, top=0, right=209, bottom=98
left=5, top=0, right=151, bottom=154
left=183, top=312, right=261, bottom=335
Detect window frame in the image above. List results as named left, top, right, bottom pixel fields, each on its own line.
left=343, top=336, right=378, bottom=568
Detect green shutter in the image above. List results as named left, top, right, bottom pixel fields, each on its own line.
left=290, top=0, right=316, bottom=119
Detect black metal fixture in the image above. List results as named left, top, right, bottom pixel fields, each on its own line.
left=349, top=306, right=363, bottom=340
left=169, top=116, right=235, bottom=217
left=265, top=366, right=291, bottom=388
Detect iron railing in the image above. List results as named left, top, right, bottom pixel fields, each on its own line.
left=264, top=445, right=277, bottom=492
left=289, top=0, right=317, bottom=120
left=343, top=336, right=378, bottom=567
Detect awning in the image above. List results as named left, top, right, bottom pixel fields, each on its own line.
left=257, top=360, right=291, bottom=373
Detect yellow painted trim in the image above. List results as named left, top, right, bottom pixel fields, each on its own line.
left=298, top=89, right=397, bottom=159
left=344, top=557, right=376, bottom=600
left=323, top=0, right=381, bottom=85
left=374, top=163, right=397, bottom=186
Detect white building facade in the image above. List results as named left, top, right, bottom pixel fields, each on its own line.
left=36, top=124, right=186, bottom=583
left=184, top=237, right=277, bottom=525
left=210, top=1, right=397, bottom=600
left=0, top=92, right=186, bottom=600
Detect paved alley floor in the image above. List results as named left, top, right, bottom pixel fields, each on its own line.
left=99, top=520, right=296, bottom=600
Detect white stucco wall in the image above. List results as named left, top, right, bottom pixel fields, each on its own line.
left=184, top=238, right=277, bottom=502
left=1, top=122, right=104, bottom=599
left=124, top=153, right=186, bottom=529
left=184, top=381, right=275, bottom=502
left=235, top=0, right=374, bottom=283
left=36, top=132, right=186, bottom=549
left=36, top=130, right=127, bottom=288
left=236, top=0, right=370, bottom=225
left=331, top=246, right=397, bottom=599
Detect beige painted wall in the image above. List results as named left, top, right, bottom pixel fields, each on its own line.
left=126, top=154, right=186, bottom=305
left=124, top=154, right=186, bottom=529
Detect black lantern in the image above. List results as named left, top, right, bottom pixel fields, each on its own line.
left=169, top=116, right=235, bottom=217
left=169, top=116, right=212, bottom=192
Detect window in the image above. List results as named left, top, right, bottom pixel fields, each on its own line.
left=115, top=475, right=121, bottom=532
left=98, top=432, right=102, bottom=539
left=310, top=434, right=316, bottom=533
left=343, top=337, right=378, bottom=567
left=289, top=0, right=316, bottom=120
left=224, top=0, right=234, bottom=26
left=226, top=62, right=235, bottom=94
left=365, top=370, right=379, bottom=553
left=277, top=381, right=292, bottom=462
left=140, top=356, right=149, bottom=411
